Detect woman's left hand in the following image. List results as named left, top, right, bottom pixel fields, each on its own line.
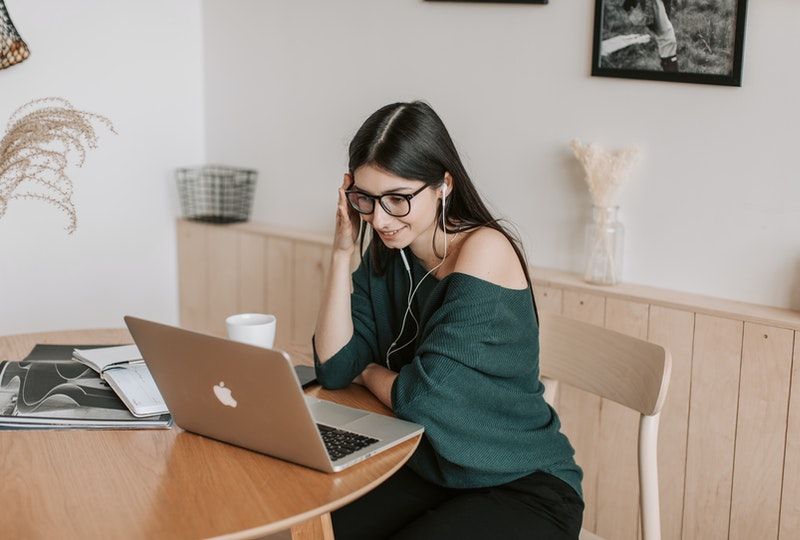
left=355, top=364, right=397, bottom=409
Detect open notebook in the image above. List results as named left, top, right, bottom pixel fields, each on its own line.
left=73, top=345, right=168, bottom=417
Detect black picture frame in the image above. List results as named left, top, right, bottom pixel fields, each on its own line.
left=591, top=0, right=748, bottom=86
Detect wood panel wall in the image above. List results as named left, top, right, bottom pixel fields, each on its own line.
left=177, top=219, right=800, bottom=540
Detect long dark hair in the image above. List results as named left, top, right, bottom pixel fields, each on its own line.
left=348, top=101, right=539, bottom=323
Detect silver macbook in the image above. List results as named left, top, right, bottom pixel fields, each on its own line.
left=124, top=316, right=423, bottom=472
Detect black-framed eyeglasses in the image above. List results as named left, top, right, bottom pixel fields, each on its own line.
left=345, top=184, right=430, bottom=217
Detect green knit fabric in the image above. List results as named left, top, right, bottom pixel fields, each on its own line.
left=313, top=248, right=583, bottom=498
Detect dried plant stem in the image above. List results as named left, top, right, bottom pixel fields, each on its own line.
left=570, top=139, right=639, bottom=208
left=585, top=219, right=619, bottom=285
left=0, top=97, right=115, bottom=233
left=571, top=139, right=639, bottom=285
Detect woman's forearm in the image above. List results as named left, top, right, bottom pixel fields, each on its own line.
left=314, top=250, right=355, bottom=363
left=362, top=364, right=398, bottom=409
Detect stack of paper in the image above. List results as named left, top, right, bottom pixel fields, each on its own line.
left=73, top=345, right=168, bottom=417
left=72, top=344, right=142, bottom=372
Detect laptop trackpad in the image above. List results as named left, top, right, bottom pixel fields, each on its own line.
left=308, top=400, right=369, bottom=427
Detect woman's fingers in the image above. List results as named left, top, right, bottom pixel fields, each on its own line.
left=341, top=172, right=352, bottom=191
left=338, top=188, right=349, bottom=217
left=337, top=190, right=352, bottom=231
left=334, top=172, right=358, bottom=253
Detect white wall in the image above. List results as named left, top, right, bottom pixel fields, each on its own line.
left=0, top=0, right=204, bottom=334
left=203, top=0, right=800, bottom=310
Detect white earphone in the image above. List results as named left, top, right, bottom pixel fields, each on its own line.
left=385, top=182, right=449, bottom=368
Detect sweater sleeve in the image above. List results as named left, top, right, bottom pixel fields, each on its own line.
left=312, top=255, right=380, bottom=389
left=390, top=275, right=547, bottom=481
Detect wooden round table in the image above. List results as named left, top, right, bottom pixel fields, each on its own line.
left=0, top=329, right=420, bottom=539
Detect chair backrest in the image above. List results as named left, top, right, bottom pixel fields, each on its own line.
left=539, top=312, right=671, bottom=416
left=539, top=312, right=671, bottom=540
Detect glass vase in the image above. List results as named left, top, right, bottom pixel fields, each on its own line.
left=584, top=205, right=624, bottom=286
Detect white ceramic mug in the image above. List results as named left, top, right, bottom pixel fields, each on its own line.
left=226, top=313, right=277, bottom=349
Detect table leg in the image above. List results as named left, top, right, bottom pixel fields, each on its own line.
left=290, top=512, right=334, bottom=540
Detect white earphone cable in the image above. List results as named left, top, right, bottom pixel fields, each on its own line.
left=385, top=183, right=448, bottom=368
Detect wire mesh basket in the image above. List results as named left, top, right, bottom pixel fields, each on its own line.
left=0, top=0, right=31, bottom=70
left=176, top=165, right=257, bottom=224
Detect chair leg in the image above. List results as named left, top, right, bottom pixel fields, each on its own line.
left=639, top=414, right=662, bottom=540
left=290, top=512, right=335, bottom=540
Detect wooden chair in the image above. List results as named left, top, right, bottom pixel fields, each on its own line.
left=539, top=312, right=671, bottom=540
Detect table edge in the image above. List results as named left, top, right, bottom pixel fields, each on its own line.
left=1, top=329, right=420, bottom=539
left=210, top=435, right=422, bottom=539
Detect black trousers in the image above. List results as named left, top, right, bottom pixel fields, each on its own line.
left=331, top=466, right=584, bottom=540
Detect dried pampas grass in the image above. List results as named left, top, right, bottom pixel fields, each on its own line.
left=570, top=139, right=640, bottom=207
left=0, top=97, right=115, bottom=233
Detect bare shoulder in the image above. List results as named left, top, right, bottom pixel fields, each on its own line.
left=453, top=227, right=528, bottom=289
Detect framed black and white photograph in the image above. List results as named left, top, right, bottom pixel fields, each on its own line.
left=592, top=0, right=748, bottom=86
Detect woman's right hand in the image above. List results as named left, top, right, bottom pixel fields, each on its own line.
left=334, top=172, right=360, bottom=254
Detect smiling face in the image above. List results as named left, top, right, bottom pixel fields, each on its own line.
left=351, top=164, right=442, bottom=253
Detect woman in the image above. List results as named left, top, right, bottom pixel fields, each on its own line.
left=313, top=101, right=583, bottom=539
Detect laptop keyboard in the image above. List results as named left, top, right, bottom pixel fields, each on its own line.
left=317, top=423, right=379, bottom=461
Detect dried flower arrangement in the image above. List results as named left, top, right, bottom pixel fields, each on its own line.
left=570, top=139, right=640, bottom=207
left=0, top=98, right=115, bottom=233
left=570, top=139, right=640, bottom=285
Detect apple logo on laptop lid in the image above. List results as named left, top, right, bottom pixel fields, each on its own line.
left=213, top=381, right=238, bottom=408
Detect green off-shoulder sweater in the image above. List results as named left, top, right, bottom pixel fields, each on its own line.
left=313, top=248, right=583, bottom=498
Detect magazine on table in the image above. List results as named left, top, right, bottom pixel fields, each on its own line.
left=2, top=344, right=170, bottom=428
left=0, top=357, right=171, bottom=429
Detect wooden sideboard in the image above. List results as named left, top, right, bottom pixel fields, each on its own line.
left=176, top=219, right=800, bottom=540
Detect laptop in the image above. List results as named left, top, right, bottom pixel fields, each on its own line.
left=124, top=316, right=424, bottom=472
